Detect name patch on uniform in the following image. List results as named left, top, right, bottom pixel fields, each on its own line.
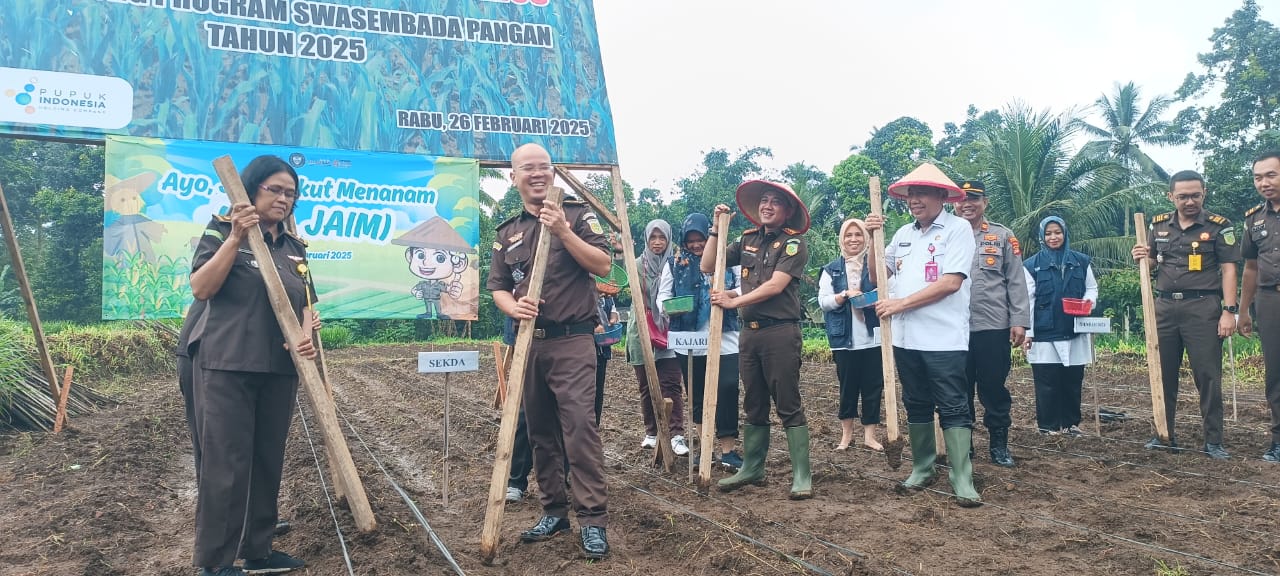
left=984, top=246, right=998, bottom=254
left=744, top=245, right=759, bottom=253
left=898, top=242, right=911, bottom=247
left=984, top=234, right=998, bottom=242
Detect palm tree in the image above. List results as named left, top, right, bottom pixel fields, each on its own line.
left=978, top=104, right=1141, bottom=269
left=1079, top=82, right=1187, bottom=182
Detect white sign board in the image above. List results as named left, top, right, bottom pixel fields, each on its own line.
left=668, top=331, right=709, bottom=351
left=418, top=351, right=480, bottom=373
left=1073, top=317, right=1112, bottom=334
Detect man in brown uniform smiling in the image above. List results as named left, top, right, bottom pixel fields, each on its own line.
left=703, top=180, right=813, bottom=500
left=487, top=143, right=613, bottom=559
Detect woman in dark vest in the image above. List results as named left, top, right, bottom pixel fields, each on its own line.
left=818, top=218, right=883, bottom=451
left=627, top=219, right=688, bottom=455
left=1022, top=216, right=1097, bottom=437
left=658, top=213, right=744, bottom=469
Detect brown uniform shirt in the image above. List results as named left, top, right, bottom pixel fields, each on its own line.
left=486, top=200, right=609, bottom=326
left=725, top=227, right=808, bottom=322
left=188, top=217, right=316, bottom=374
left=1149, top=210, right=1241, bottom=292
left=1242, top=203, right=1280, bottom=287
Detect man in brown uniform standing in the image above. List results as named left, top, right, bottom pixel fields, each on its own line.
left=1238, top=151, right=1280, bottom=462
left=704, top=180, right=813, bottom=500
left=487, top=143, right=613, bottom=558
left=1132, top=170, right=1238, bottom=459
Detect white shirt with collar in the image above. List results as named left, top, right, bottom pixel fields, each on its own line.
left=883, top=210, right=976, bottom=351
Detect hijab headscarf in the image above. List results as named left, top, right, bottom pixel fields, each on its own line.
left=1037, top=216, right=1070, bottom=268
left=838, top=218, right=870, bottom=281
left=640, top=219, right=673, bottom=330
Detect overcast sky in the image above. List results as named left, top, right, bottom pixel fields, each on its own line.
left=529, top=0, right=1276, bottom=198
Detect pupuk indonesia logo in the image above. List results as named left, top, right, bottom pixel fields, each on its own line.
left=4, top=79, right=37, bottom=115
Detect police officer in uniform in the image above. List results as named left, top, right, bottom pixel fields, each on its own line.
left=953, top=180, right=1028, bottom=467
left=1132, top=170, right=1238, bottom=459
left=1238, top=151, right=1280, bottom=462
left=487, top=143, right=612, bottom=559
left=703, top=180, right=813, bottom=500
left=187, top=155, right=315, bottom=576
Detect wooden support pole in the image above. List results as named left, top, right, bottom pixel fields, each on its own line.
left=555, top=167, right=622, bottom=233
left=869, top=177, right=905, bottom=469
left=0, top=183, right=61, bottom=403
left=492, top=342, right=511, bottom=410
left=52, top=366, right=73, bottom=434
left=442, top=372, right=451, bottom=508
left=611, top=166, right=676, bottom=469
left=1134, top=213, right=1170, bottom=443
left=212, top=156, right=375, bottom=532
left=697, top=213, right=730, bottom=489
left=479, top=186, right=561, bottom=564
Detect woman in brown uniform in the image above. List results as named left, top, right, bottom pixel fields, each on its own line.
left=186, top=155, right=316, bottom=576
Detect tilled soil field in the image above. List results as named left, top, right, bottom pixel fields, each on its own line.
left=2, top=343, right=1279, bottom=575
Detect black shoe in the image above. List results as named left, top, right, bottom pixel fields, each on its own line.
left=201, top=568, right=246, bottom=576
left=273, top=520, right=291, bottom=536
left=1203, top=443, right=1229, bottom=460
left=1263, top=443, right=1280, bottom=462
left=242, top=550, right=305, bottom=574
left=580, top=526, right=609, bottom=560
left=1144, top=435, right=1179, bottom=451
left=520, top=516, right=570, bottom=542
left=988, top=428, right=1016, bottom=468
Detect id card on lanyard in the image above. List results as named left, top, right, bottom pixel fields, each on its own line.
left=925, top=243, right=938, bottom=283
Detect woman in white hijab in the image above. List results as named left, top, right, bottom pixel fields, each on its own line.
left=627, top=219, right=689, bottom=455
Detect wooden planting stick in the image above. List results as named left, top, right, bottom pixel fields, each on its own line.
left=491, top=342, right=510, bottom=410
left=555, top=167, right=622, bottom=233
left=697, top=212, right=730, bottom=489
left=212, top=157, right=375, bottom=532
left=52, top=366, right=73, bottom=434
left=611, top=166, right=676, bottom=469
left=479, top=186, right=562, bottom=564
left=869, top=177, right=904, bottom=469
left=1134, top=213, right=1170, bottom=443
left=0, top=183, right=61, bottom=402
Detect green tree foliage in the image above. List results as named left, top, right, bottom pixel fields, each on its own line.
left=1080, top=81, right=1187, bottom=182
left=1176, top=0, right=1280, bottom=217
left=673, top=147, right=772, bottom=228
left=861, top=117, right=936, bottom=183
left=829, top=153, right=881, bottom=220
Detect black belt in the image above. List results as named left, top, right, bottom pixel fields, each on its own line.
left=1155, top=289, right=1219, bottom=300
left=743, top=318, right=798, bottom=330
left=524, top=321, right=595, bottom=340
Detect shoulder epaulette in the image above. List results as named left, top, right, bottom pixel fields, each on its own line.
left=742, top=228, right=759, bottom=235
left=1152, top=213, right=1171, bottom=223
left=214, top=213, right=232, bottom=223
left=562, top=198, right=586, bottom=207
left=1208, top=213, right=1230, bottom=226
left=1246, top=204, right=1264, bottom=218
left=284, top=229, right=309, bottom=247
left=783, top=227, right=802, bottom=236
left=497, top=214, right=521, bottom=230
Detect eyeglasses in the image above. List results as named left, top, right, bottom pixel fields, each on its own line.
left=516, top=163, right=553, bottom=173
left=1173, top=193, right=1204, bottom=202
left=259, top=184, right=298, bottom=200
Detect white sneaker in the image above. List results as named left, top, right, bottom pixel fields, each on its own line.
left=505, top=486, right=524, bottom=502
left=671, top=435, right=690, bottom=456
left=640, top=435, right=658, bottom=449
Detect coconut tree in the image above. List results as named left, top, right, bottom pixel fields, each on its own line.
left=978, top=104, right=1143, bottom=269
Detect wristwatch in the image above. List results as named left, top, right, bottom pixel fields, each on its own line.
left=1224, top=304, right=1239, bottom=313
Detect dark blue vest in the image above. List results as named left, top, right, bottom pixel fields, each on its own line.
left=821, top=257, right=879, bottom=349
left=667, top=253, right=739, bottom=333
left=1023, top=250, right=1090, bottom=342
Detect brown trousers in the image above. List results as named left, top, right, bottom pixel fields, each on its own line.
left=1255, top=289, right=1280, bottom=443
left=636, top=357, right=685, bottom=436
left=1156, top=295, right=1225, bottom=444
left=740, top=323, right=807, bottom=428
left=524, top=334, right=608, bottom=527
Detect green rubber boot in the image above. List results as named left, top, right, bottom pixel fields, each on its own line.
left=785, top=425, right=813, bottom=500
left=718, top=424, right=769, bottom=492
left=943, top=427, right=983, bottom=507
left=898, top=422, right=938, bottom=493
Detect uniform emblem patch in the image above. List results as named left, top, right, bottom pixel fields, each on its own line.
left=984, top=234, right=998, bottom=242
left=493, top=241, right=503, bottom=251
left=741, top=268, right=749, bottom=279
left=1222, top=229, right=1237, bottom=245
left=784, top=239, right=799, bottom=256
left=1157, top=231, right=1169, bottom=237
left=1200, top=232, right=1211, bottom=241
left=986, top=256, right=996, bottom=266
left=1009, top=236, right=1021, bottom=256
left=984, top=246, right=998, bottom=254
left=772, top=241, right=781, bottom=249
left=584, top=213, right=604, bottom=235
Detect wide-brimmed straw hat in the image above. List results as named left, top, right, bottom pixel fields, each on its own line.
left=887, top=163, right=964, bottom=203
left=735, top=180, right=810, bottom=234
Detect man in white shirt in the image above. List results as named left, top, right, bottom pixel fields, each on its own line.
left=867, top=163, right=981, bottom=508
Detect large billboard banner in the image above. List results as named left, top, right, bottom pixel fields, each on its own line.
left=2, top=0, right=616, bottom=164
left=103, top=135, right=482, bottom=320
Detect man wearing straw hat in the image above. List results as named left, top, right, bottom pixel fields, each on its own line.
left=703, top=181, right=814, bottom=500
left=866, top=163, right=981, bottom=507
left=954, top=180, right=1028, bottom=468
left=487, top=143, right=613, bottom=559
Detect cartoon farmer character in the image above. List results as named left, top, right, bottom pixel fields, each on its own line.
left=104, top=172, right=167, bottom=262
left=392, top=216, right=475, bottom=319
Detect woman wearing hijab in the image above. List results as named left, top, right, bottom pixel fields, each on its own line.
left=818, top=218, right=884, bottom=451
left=1022, top=216, right=1098, bottom=437
left=658, top=213, right=744, bottom=470
left=628, top=219, right=688, bottom=455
